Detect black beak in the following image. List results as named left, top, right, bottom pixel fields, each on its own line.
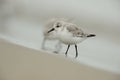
left=87, top=34, right=96, bottom=37
left=48, top=28, right=55, bottom=33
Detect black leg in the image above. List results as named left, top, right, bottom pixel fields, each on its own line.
left=65, top=45, right=70, bottom=57
left=75, top=44, right=78, bottom=58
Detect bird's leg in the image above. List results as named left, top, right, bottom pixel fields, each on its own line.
left=65, top=45, right=70, bottom=57
left=75, top=44, right=78, bottom=58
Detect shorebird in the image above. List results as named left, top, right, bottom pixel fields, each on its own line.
left=47, top=22, right=96, bottom=58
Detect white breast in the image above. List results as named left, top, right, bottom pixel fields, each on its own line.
left=58, top=28, right=84, bottom=45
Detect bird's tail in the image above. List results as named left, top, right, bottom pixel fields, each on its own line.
left=87, top=34, right=96, bottom=37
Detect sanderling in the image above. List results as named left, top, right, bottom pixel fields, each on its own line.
left=47, top=22, right=96, bottom=58
left=42, top=18, right=71, bottom=53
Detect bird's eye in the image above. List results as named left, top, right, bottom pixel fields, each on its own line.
left=56, top=25, right=60, bottom=28
left=56, top=23, right=61, bottom=28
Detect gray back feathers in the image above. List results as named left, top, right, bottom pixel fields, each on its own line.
left=65, top=23, right=85, bottom=37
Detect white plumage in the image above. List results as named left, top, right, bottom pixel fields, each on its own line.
left=47, top=18, right=96, bottom=58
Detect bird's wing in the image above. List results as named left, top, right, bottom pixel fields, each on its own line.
left=66, top=24, right=84, bottom=37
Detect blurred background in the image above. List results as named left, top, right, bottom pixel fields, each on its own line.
left=0, top=0, right=120, bottom=74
